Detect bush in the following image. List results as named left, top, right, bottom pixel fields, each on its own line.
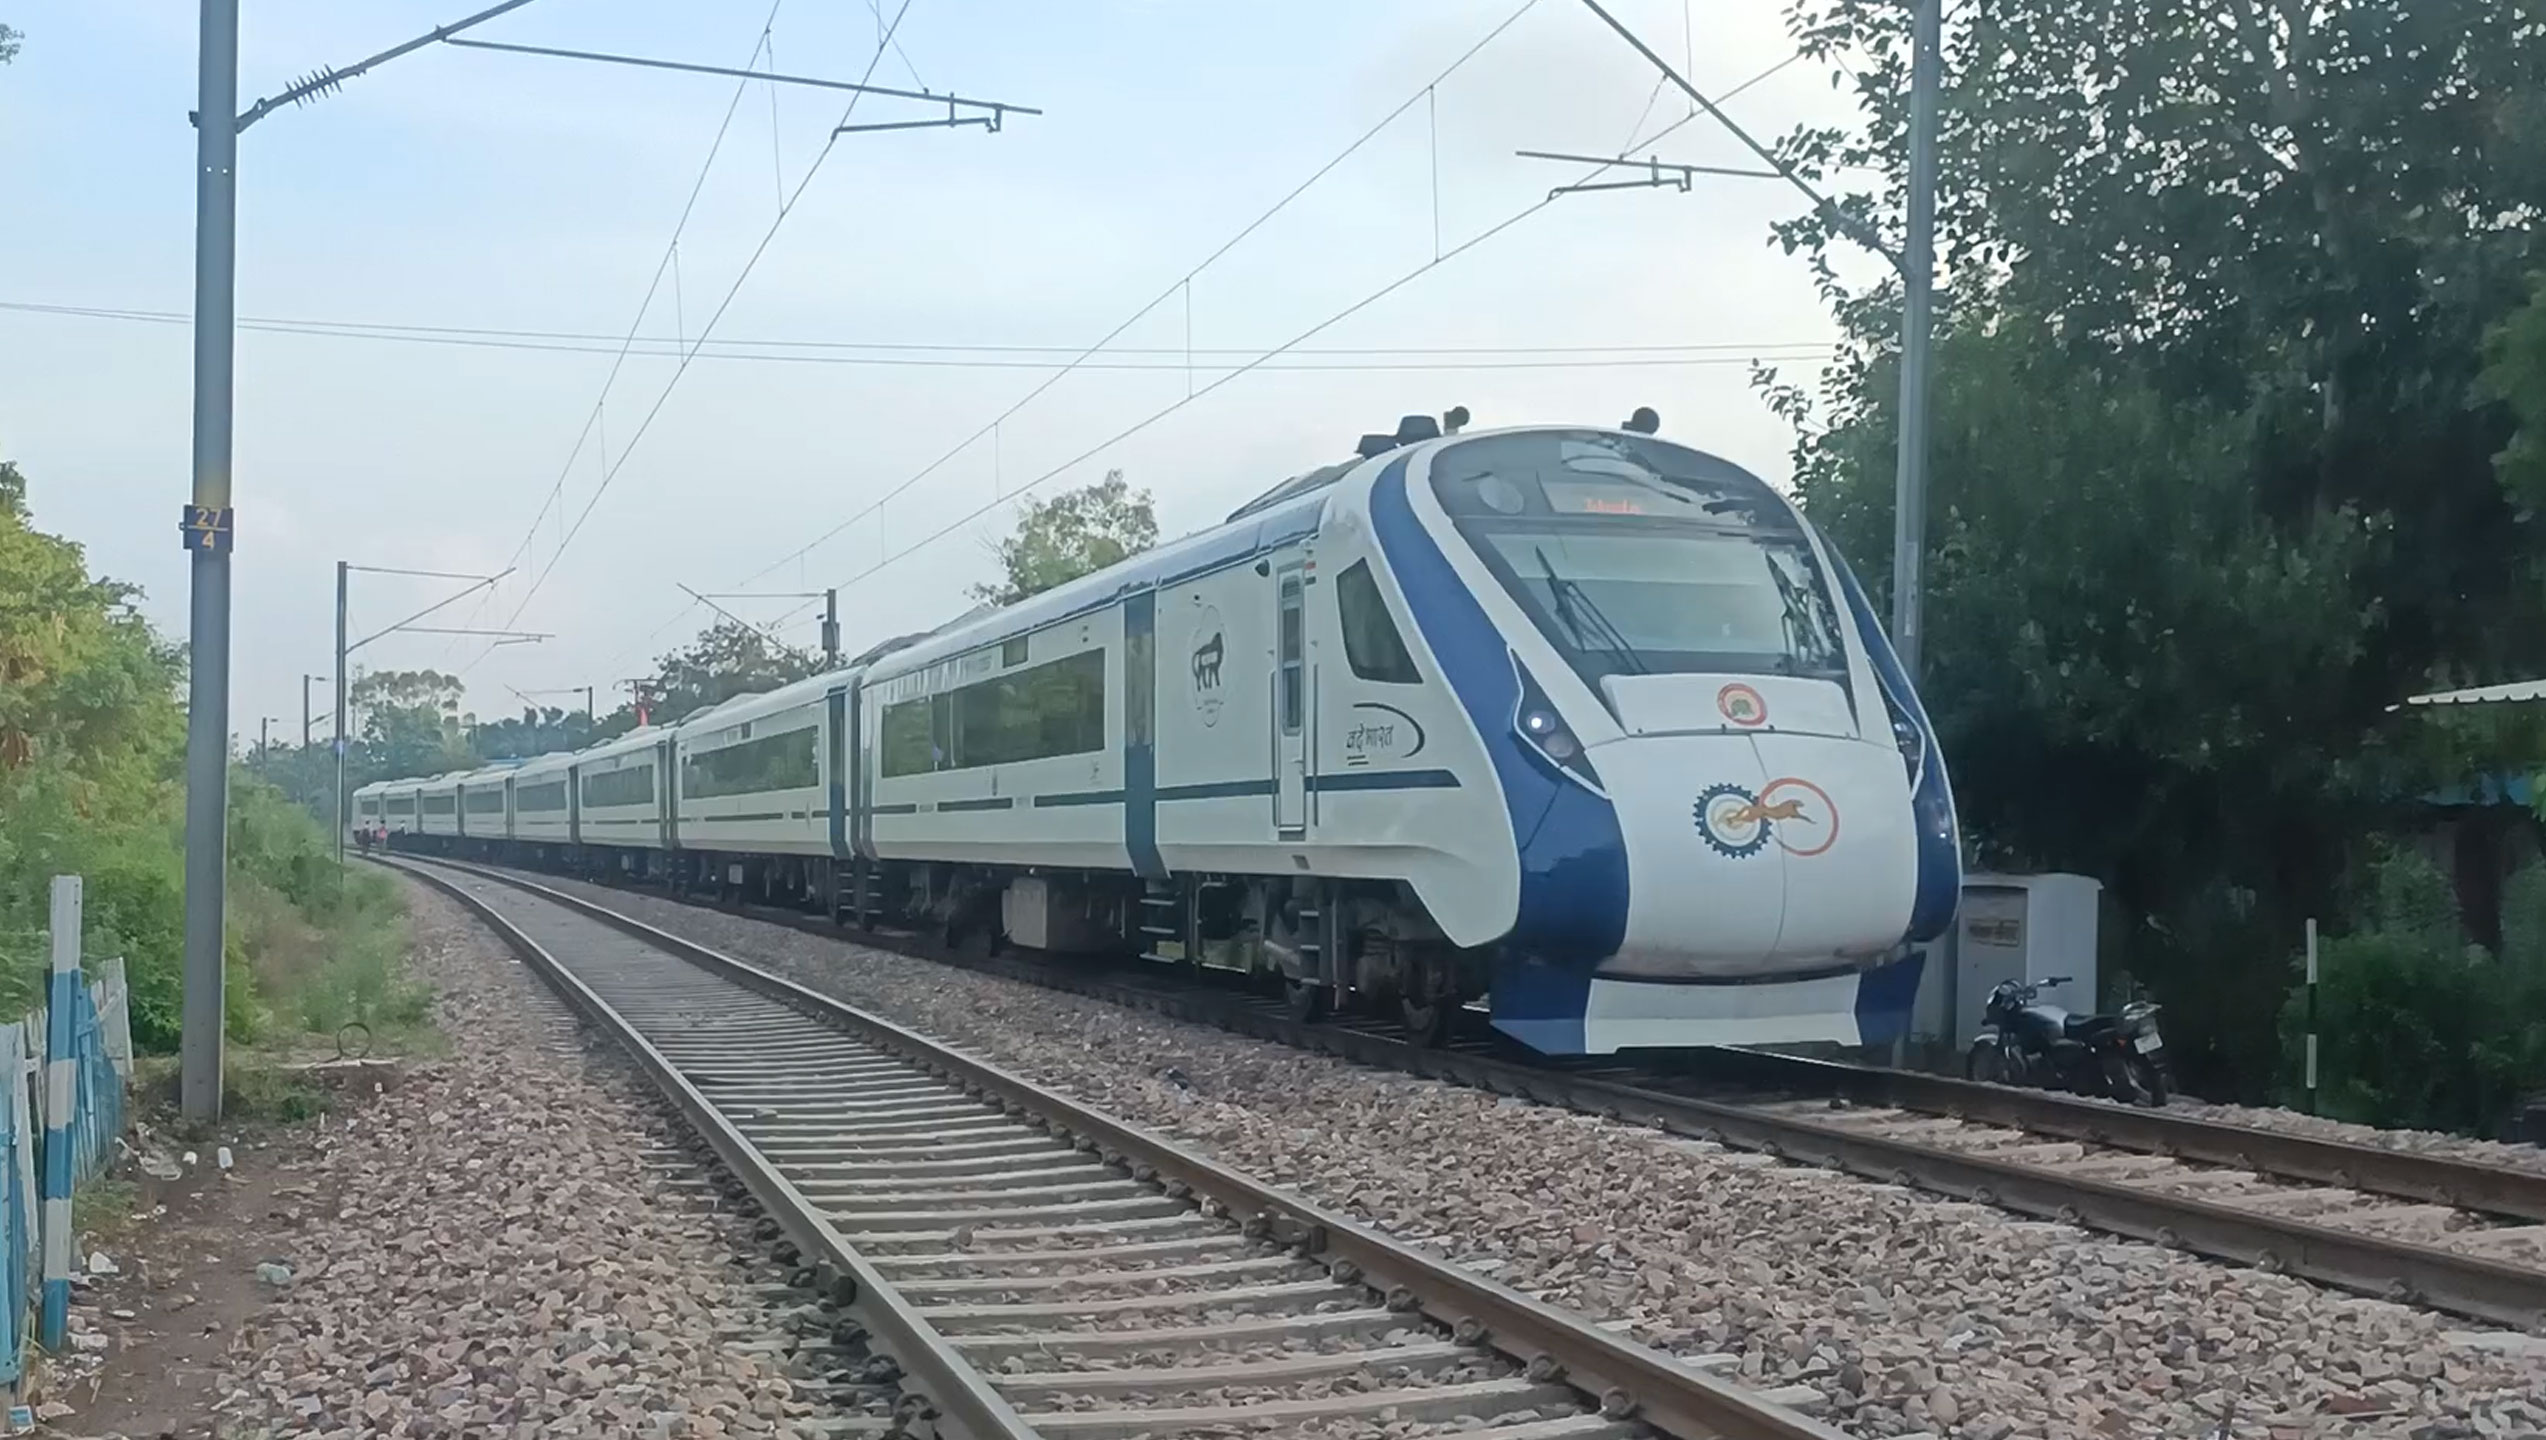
left=1, top=469, right=419, bottom=1054
left=2277, top=846, right=2546, bottom=1135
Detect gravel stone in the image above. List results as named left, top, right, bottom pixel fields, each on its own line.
left=531, top=873, right=2546, bottom=1440
left=215, top=879, right=843, bottom=1437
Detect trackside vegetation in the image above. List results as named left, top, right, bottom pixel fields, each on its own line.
left=1766, top=0, right=2546, bottom=1128
left=0, top=463, right=422, bottom=1053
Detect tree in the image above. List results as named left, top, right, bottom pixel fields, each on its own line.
left=970, top=470, right=1158, bottom=606
left=351, top=668, right=470, bottom=780
left=0, top=23, right=19, bottom=66
left=643, top=620, right=816, bottom=726
left=471, top=704, right=611, bottom=761
left=2486, top=272, right=2546, bottom=517
left=1762, top=0, right=2546, bottom=1097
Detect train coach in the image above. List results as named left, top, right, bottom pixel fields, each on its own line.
left=378, top=415, right=1961, bottom=1055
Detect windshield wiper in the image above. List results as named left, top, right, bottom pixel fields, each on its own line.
left=1765, top=552, right=1842, bottom=676
left=1534, top=547, right=1650, bottom=675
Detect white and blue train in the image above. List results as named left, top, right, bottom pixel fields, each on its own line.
left=357, top=415, right=1960, bottom=1054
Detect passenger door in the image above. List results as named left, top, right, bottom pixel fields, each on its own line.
left=1272, top=564, right=1309, bottom=838
left=657, top=737, right=680, bottom=851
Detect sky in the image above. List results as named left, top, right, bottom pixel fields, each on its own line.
left=0, top=0, right=1883, bottom=745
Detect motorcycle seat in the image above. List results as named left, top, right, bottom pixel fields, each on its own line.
left=2064, top=1013, right=2119, bottom=1038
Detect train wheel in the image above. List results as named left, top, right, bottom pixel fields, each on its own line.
left=1284, top=980, right=1327, bottom=1023
left=1399, top=991, right=1450, bottom=1047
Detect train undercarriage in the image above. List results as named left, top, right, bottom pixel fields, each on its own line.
left=388, top=833, right=1488, bottom=1043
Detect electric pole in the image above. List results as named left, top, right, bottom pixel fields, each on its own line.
left=823, top=588, right=841, bottom=668
left=1560, top=0, right=1941, bottom=675
left=1889, top=0, right=1943, bottom=682
left=335, top=561, right=349, bottom=867
left=585, top=685, right=597, bottom=724
left=172, top=0, right=1038, bottom=1125
left=178, top=0, right=242, bottom=1126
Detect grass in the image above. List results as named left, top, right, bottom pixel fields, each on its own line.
left=226, top=868, right=440, bottom=1061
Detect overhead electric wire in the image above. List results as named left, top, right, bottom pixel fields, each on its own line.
left=0, top=301, right=1833, bottom=368
left=760, top=51, right=1810, bottom=633
left=731, top=0, right=1548, bottom=592
left=481, top=2, right=789, bottom=609
left=0, top=299, right=1830, bottom=363
left=465, top=0, right=922, bottom=676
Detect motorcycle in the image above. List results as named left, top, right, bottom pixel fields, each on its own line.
left=1966, top=976, right=2170, bottom=1105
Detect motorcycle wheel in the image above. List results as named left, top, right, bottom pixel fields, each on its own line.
left=2128, top=1055, right=2171, bottom=1106
left=1966, top=1041, right=2009, bottom=1085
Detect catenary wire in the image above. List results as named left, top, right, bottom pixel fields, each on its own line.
left=0, top=299, right=1829, bottom=361
left=729, top=0, right=1548, bottom=592
left=463, top=0, right=922, bottom=677
left=755, top=50, right=1810, bottom=635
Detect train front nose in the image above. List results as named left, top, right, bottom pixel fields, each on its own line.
left=1590, top=729, right=1919, bottom=979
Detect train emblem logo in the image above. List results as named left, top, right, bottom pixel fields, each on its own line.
left=1693, top=777, right=1838, bottom=859
left=1717, top=682, right=1767, bottom=727
left=1190, top=607, right=1226, bottom=726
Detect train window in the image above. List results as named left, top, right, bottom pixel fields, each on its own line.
left=1334, top=561, right=1419, bottom=684
left=1429, top=433, right=1846, bottom=686
left=685, top=726, right=819, bottom=798
left=464, top=788, right=505, bottom=815
left=421, top=792, right=456, bottom=816
left=356, top=797, right=381, bottom=818
left=385, top=794, right=416, bottom=816
left=1278, top=577, right=1304, bottom=734
left=582, top=764, right=655, bottom=809
left=517, top=780, right=570, bottom=813
left=877, top=651, right=1109, bottom=777
left=881, top=697, right=935, bottom=778
left=954, top=649, right=1107, bottom=767
left=1002, top=636, right=1029, bottom=667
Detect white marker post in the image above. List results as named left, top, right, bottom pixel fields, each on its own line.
left=2304, top=917, right=2320, bottom=1116
left=39, top=876, right=81, bottom=1350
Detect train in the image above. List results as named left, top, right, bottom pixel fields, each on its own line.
left=355, top=414, right=1961, bottom=1055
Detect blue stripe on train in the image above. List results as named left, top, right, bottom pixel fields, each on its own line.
left=1366, top=455, right=1631, bottom=971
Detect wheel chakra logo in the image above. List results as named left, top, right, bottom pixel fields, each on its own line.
left=1692, top=777, right=1839, bottom=859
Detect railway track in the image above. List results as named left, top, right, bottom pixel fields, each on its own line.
left=403, top=854, right=2546, bottom=1332
left=383, top=856, right=1850, bottom=1440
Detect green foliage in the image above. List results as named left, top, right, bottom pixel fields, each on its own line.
left=0, top=22, right=18, bottom=66
left=471, top=704, right=610, bottom=761
left=0, top=461, right=419, bottom=1054
left=1767, top=0, right=2546, bottom=1100
left=2279, top=846, right=2546, bottom=1135
left=641, top=620, right=816, bottom=727
left=970, top=470, right=1158, bottom=606
left=2486, top=272, right=2546, bottom=519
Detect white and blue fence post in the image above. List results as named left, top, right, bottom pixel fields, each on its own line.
left=2303, top=916, right=2320, bottom=1117
left=38, top=876, right=81, bottom=1352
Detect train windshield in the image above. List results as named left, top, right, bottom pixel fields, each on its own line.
left=1428, top=431, right=1847, bottom=685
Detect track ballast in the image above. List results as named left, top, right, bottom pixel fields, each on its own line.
left=410, top=853, right=2546, bottom=1331
left=385, top=856, right=1848, bottom=1440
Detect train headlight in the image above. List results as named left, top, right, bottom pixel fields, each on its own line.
left=1512, top=665, right=1602, bottom=791
left=1890, top=711, right=1925, bottom=783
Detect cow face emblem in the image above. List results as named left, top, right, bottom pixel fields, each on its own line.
left=1191, top=606, right=1226, bottom=726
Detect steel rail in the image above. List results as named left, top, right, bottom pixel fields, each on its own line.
left=414, top=859, right=2546, bottom=1329
left=385, top=858, right=1040, bottom=1440
left=388, top=856, right=1850, bottom=1440
left=1647, top=1047, right=2546, bottom=1224
left=512, top=863, right=2546, bottom=1224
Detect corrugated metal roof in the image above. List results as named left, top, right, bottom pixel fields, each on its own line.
left=2404, top=679, right=2546, bottom=707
